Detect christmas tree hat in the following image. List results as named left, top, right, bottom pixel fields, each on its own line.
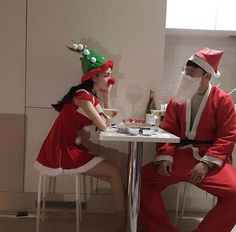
left=67, top=42, right=115, bottom=83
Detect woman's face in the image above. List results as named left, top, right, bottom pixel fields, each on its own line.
left=94, top=67, right=112, bottom=91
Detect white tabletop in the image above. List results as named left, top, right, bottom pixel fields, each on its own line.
left=99, top=127, right=180, bottom=143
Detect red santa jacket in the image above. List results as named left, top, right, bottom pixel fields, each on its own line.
left=156, top=84, right=236, bottom=166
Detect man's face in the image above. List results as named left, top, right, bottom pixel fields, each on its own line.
left=184, top=65, right=211, bottom=94
left=184, top=65, right=205, bottom=78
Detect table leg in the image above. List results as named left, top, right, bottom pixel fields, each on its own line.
left=127, top=141, right=143, bottom=232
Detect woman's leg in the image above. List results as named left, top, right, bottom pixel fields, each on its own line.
left=85, top=160, right=126, bottom=212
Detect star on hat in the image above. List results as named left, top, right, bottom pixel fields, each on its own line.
left=188, top=47, right=223, bottom=78
left=67, top=42, right=114, bottom=83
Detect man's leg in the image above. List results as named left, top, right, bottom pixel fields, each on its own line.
left=140, top=162, right=179, bottom=232
left=194, top=163, right=236, bottom=232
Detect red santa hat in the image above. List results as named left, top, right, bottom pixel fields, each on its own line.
left=188, top=47, right=223, bottom=78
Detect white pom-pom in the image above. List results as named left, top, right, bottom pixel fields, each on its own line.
left=91, top=57, right=96, bottom=63
left=77, top=44, right=84, bottom=51
left=75, top=137, right=81, bottom=145
left=214, top=71, right=221, bottom=78
left=83, top=49, right=90, bottom=56
left=83, top=125, right=92, bottom=132
left=72, top=43, right=79, bottom=50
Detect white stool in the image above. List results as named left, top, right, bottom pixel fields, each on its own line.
left=175, top=144, right=236, bottom=224
left=36, top=173, right=83, bottom=232
left=175, top=182, right=216, bottom=225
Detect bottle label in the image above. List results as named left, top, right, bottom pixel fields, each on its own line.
left=145, top=114, right=156, bottom=125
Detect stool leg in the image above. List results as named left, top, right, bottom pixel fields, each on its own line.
left=212, top=196, right=217, bottom=207
left=36, top=174, right=43, bottom=232
left=175, top=183, right=182, bottom=225
left=82, top=174, right=87, bottom=203
left=78, top=175, right=83, bottom=221
left=75, top=174, right=81, bottom=232
left=181, top=182, right=188, bottom=218
left=89, top=176, right=95, bottom=194
left=42, top=175, right=47, bottom=220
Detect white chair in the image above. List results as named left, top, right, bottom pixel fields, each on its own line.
left=174, top=182, right=216, bottom=225
left=36, top=173, right=83, bottom=232
left=175, top=143, right=236, bottom=224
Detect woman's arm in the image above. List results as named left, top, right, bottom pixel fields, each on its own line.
left=74, top=98, right=107, bottom=131
left=95, top=103, right=111, bottom=127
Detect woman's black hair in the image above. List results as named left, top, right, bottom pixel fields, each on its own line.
left=52, top=78, right=95, bottom=112
left=186, top=60, right=207, bottom=75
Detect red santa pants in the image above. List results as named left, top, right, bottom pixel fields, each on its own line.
left=140, top=149, right=236, bottom=232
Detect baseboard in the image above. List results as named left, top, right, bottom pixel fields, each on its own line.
left=0, top=192, right=115, bottom=213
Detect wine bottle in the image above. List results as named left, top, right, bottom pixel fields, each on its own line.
left=145, top=89, right=156, bottom=113
left=145, top=89, right=156, bottom=125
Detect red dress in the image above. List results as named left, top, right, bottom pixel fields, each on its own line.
left=34, top=89, right=104, bottom=176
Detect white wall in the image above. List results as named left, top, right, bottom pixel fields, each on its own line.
left=24, top=0, right=166, bottom=196
left=0, top=0, right=167, bottom=212
left=0, top=0, right=26, bottom=114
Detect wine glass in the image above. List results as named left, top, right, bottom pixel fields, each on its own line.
left=151, top=109, right=163, bottom=117
left=103, top=108, right=118, bottom=118
left=151, top=109, right=165, bottom=126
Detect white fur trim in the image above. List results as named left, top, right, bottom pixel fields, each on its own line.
left=185, top=84, right=212, bottom=139
left=155, top=155, right=174, bottom=163
left=34, top=157, right=104, bottom=176
left=185, top=99, right=191, bottom=138
left=75, top=136, right=81, bottom=145
left=83, top=125, right=93, bottom=132
left=63, top=157, right=104, bottom=174
left=189, top=55, right=220, bottom=77
left=177, top=144, right=222, bottom=167
left=201, top=155, right=223, bottom=167
left=34, top=161, right=63, bottom=176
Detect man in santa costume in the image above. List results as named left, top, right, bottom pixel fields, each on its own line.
left=140, top=48, right=236, bottom=232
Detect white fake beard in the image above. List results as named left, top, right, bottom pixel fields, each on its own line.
left=172, top=72, right=202, bottom=103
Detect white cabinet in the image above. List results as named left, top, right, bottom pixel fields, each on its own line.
left=0, top=0, right=26, bottom=114
left=166, top=0, right=216, bottom=30
left=166, top=0, right=236, bottom=31
left=216, top=0, right=236, bottom=31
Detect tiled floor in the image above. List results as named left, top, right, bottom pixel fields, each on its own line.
left=0, top=211, right=235, bottom=232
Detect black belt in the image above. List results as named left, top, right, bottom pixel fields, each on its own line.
left=180, top=139, right=213, bottom=146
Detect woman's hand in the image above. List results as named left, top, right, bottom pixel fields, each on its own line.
left=105, top=117, right=112, bottom=127
left=101, top=85, right=112, bottom=109
left=101, top=84, right=112, bottom=96
left=98, top=112, right=111, bottom=127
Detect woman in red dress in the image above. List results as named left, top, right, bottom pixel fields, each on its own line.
left=34, top=42, right=126, bottom=231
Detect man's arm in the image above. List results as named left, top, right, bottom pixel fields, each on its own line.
left=205, top=95, right=236, bottom=167
left=155, top=100, right=180, bottom=163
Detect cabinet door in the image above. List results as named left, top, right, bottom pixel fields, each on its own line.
left=166, top=0, right=216, bottom=30
left=0, top=0, right=26, bottom=192
left=216, top=0, right=236, bottom=31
